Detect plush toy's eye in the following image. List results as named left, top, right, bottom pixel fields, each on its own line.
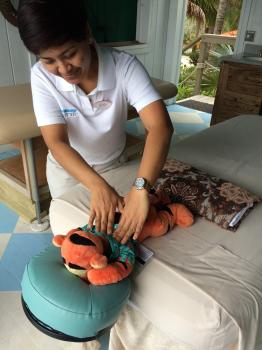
left=70, top=233, right=96, bottom=246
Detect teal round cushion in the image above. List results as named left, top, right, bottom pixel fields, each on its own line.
left=21, top=245, right=131, bottom=338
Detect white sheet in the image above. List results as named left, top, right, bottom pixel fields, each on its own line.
left=144, top=203, right=262, bottom=350
left=50, top=115, right=262, bottom=350
left=50, top=174, right=238, bottom=349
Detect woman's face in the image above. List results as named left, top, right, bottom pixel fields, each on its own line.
left=39, top=41, right=93, bottom=84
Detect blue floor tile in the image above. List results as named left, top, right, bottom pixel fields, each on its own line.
left=174, top=122, right=209, bottom=135
left=0, top=203, right=19, bottom=233
left=0, top=149, right=20, bottom=160
left=0, top=261, right=21, bottom=291
left=198, top=111, right=212, bottom=124
left=167, top=104, right=197, bottom=113
left=0, top=233, right=53, bottom=291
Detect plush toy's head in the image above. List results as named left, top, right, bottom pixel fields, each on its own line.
left=53, top=226, right=135, bottom=285
left=53, top=228, right=108, bottom=280
left=52, top=197, right=193, bottom=286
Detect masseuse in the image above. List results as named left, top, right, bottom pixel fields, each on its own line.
left=17, top=0, right=173, bottom=243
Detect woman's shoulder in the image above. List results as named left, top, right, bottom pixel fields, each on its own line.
left=111, top=47, right=136, bottom=66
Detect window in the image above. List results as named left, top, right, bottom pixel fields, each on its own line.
left=85, top=0, right=138, bottom=44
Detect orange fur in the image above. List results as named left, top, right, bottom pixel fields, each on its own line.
left=53, top=191, right=194, bottom=285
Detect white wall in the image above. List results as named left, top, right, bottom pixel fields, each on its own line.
left=247, top=0, right=262, bottom=46
left=120, top=0, right=186, bottom=85
left=0, top=13, right=15, bottom=86
left=0, top=0, right=31, bottom=86
left=235, top=0, right=262, bottom=54
left=116, top=0, right=169, bottom=79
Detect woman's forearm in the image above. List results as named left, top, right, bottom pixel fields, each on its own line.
left=49, top=142, right=106, bottom=190
left=137, top=124, right=173, bottom=186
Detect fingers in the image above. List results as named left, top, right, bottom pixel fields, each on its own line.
left=91, top=209, right=111, bottom=233
left=107, top=208, right=115, bottom=234
left=88, top=210, right=95, bottom=229
left=114, top=218, right=144, bottom=244
left=89, top=191, right=122, bottom=233
left=117, top=197, right=125, bottom=213
left=113, top=190, right=150, bottom=243
left=133, top=225, right=143, bottom=240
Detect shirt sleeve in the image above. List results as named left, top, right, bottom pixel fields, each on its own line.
left=31, top=66, right=66, bottom=127
left=122, top=57, right=161, bottom=113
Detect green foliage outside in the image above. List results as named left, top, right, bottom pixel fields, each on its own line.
left=178, top=0, right=242, bottom=101
left=178, top=44, right=233, bottom=101
left=177, top=66, right=219, bottom=101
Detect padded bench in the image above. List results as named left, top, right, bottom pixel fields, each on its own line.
left=49, top=115, right=262, bottom=350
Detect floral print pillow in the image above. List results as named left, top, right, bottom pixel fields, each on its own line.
left=156, top=159, right=261, bottom=231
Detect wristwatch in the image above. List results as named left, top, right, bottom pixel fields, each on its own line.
left=133, top=177, right=152, bottom=192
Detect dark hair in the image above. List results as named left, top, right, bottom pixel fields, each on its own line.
left=17, top=0, right=89, bottom=55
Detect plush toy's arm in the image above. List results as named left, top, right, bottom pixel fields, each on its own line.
left=87, top=239, right=136, bottom=285
left=90, top=254, right=108, bottom=269
left=87, top=261, right=133, bottom=285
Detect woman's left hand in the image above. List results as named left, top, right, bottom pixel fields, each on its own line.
left=113, top=187, right=150, bottom=244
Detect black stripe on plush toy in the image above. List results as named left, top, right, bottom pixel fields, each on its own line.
left=118, top=261, right=128, bottom=269
left=156, top=205, right=173, bottom=216
left=68, top=262, right=85, bottom=270
left=70, top=233, right=96, bottom=246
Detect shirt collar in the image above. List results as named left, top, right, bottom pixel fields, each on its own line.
left=55, top=43, right=116, bottom=93
left=95, top=43, right=116, bottom=91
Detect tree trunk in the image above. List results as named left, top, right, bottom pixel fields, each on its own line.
left=214, top=0, right=228, bottom=34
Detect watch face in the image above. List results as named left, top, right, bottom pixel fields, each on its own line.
left=135, top=177, right=145, bottom=189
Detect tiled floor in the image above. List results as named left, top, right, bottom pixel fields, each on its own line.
left=0, top=148, right=20, bottom=161
left=126, top=104, right=211, bottom=157
left=0, top=104, right=211, bottom=350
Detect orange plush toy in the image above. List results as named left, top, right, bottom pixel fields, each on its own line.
left=53, top=190, right=193, bottom=285
left=137, top=190, right=194, bottom=242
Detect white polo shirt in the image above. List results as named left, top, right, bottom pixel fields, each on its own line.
left=31, top=44, right=161, bottom=166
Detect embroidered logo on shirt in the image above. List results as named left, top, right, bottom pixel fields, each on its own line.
left=61, top=108, right=78, bottom=117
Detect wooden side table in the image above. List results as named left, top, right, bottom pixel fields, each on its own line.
left=211, top=59, right=262, bottom=125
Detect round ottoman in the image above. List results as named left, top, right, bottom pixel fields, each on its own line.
left=21, top=245, right=131, bottom=342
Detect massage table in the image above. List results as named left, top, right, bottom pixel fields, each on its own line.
left=49, top=114, right=262, bottom=350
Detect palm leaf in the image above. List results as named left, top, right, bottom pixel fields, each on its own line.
left=187, top=1, right=206, bottom=25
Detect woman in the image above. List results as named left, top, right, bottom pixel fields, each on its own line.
left=17, top=0, right=173, bottom=243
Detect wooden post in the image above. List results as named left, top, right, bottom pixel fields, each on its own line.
left=194, top=34, right=236, bottom=95
left=194, top=40, right=208, bottom=95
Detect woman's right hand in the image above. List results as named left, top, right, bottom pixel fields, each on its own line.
left=88, top=182, right=124, bottom=234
